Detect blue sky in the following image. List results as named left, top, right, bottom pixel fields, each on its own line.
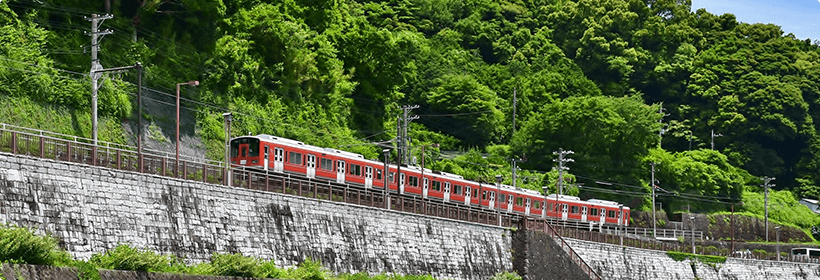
left=691, top=0, right=820, bottom=41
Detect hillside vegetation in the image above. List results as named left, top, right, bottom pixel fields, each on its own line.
left=2, top=0, right=820, bottom=237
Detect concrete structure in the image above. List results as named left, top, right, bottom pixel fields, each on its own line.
left=567, top=238, right=820, bottom=280
left=800, top=198, right=820, bottom=214
left=0, top=153, right=512, bottom=279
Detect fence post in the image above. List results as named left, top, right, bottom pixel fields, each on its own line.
left=10, top=132, right=16, bottom=154
left=39, top=136, right=45, bottom=158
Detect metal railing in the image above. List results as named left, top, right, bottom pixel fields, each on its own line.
left=0, top=123, right=226, bottom=183
left=228, top=167, right=519, bottom=227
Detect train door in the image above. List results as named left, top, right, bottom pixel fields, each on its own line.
left=507, top=195, right=514, bottom=213
left=488, top=192, right=496, bottom=210
left=336, top=160, right=346, bottom=183
left=464, top=186, right=471, bottom=205
left=263, top=146, right=269, bottom=172
left=273, top=147, right=284, bottom=173
left=422, top=178, right=429, bottom=198
left=399, top=173, right=406, bottom=194
left=306, top=154, right=316, bottom=179
left=525, top=198, right=531, bottom=216
left=618, top=209, right=623, bottom=226
left=365, top=166, right=373, bottom=188
left=542, top=200, right=548, bottom=219
left=599, top=208, right=606, bottom=225
left=581, top=206, right=588, bottom=222
left=561, top=204, right=568, bottom=220
left=443, top=182, right=451, bottom=202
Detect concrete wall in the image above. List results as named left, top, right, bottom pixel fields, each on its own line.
left=0, top=153, right=512, bottom=280
left=566, top=238, right=820, bottom=280
left=512, top=230, right=590, bottom=280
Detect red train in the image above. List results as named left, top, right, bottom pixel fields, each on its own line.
left=230, top=134, right=630, bottom=226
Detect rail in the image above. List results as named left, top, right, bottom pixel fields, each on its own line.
left=546, top=217, right=704, bottom=241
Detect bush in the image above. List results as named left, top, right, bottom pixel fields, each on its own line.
left=0, top=225, right=69, bottom=265
left=490, top=271, right=522, bottom=280
left=210, top=252, right=258, bottom=277
left=281, top=258, right=329, bottom=280
left=89, top=244, right=171, bottom=272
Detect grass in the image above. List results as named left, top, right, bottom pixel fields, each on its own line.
left=0, top=224, right=521, bottom=280
left=665, top=251, right=727, bottom=264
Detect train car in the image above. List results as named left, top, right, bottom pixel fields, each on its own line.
left=230, top=134, right=630, bottom=226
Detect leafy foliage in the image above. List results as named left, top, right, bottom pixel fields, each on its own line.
left=89, top=244, right=171, bottom=272
left=0, top=225, right=70, bottom=266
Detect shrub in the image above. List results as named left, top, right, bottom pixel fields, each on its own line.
left=490, top=271, right=522, bottom=280
left=0, top=225, right=68, bottom=265
left=89, top=244, right=171, bottom=272
left=209, top=252, right=280, bottom=278
left=282, top=258, right=329, bottom=280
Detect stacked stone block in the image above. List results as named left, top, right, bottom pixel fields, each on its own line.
left=0, top=153, right=512, bottom=280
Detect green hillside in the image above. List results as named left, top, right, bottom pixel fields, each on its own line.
left=2, top=0, right=820, bottom=237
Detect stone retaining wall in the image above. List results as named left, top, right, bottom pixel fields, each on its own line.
left=0, top=153, right=512, bottom=279
left=566, top=238, right=820, bottom=280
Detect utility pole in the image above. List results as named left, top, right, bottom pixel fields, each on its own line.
left=512, top=87, right=517, bottom=135
left=762, top=176, right=775, bottom=242
left=398, top=105, right=419, bottom=165
left=85, top=14, right=113, bottom=146
left=650, top=162, right=659, bottom=238
left=553, top=148, right=574, bottom=195
left=658, top=104, right=668, bottom=148
left=223, top=112, right=233, bottom=186
left=711, top=130, right=722, bottom=150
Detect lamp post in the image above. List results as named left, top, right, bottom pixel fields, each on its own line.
left=176, top=80, right=199, bottom=177
left=690, top=216, right=696, bottom=254
left=223, top=112, right=232, bottom=186
left=776, top=226, right=781, bottom=261
left=496, top=175, right=503, bottom=227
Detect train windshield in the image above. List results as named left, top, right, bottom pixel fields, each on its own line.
left=230, top=137, right=260, bottom=158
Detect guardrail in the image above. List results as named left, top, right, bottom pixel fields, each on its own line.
left=0, top=123, right=226, bottom=183
left=228, top=167, right=519, bottom=227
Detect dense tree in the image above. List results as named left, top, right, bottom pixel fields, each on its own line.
left=511, top=95, right=662, bottom=184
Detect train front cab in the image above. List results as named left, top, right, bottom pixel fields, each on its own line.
left=231, top=137, right=262, bottom=169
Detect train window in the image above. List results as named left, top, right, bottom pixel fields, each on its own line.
left=349, top=164, right=361, bottom=176
left=498, top=194, right=505, bottom=203
left=590, top=208, right=598, bottom=216
left=408, top=176, right=419, bottom=187
left=482, top=191, right=487, bottom=200
left=390, top=172, right=395, bottom=183
left=516, top=197, right=523, bottom=206
left=534, top=201, right=541, bottom=209
left=320, top=158, right=333, bottom=170
left=571, top=206, right=579, bottom=214
left=289, top=152, right=302, bottom=165
left=377, top=170, right=382, bottom=180
left=248, top=139, right=259, bottom=157
left=608, top=210, right=616, bottom=218
left=473, top=188, right=478, bottom=198
left=454, top=185, right=462, bottom=195
left=432, top=181, right=441, bottom=191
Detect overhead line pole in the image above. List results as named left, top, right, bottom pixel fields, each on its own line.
left=85, top=14, right=113, bottom=146
left=650, top=162, right=659, bottom=239
left=762, top=176, right=775, bottom=242
left=553, top=148, right=574, bottom=195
